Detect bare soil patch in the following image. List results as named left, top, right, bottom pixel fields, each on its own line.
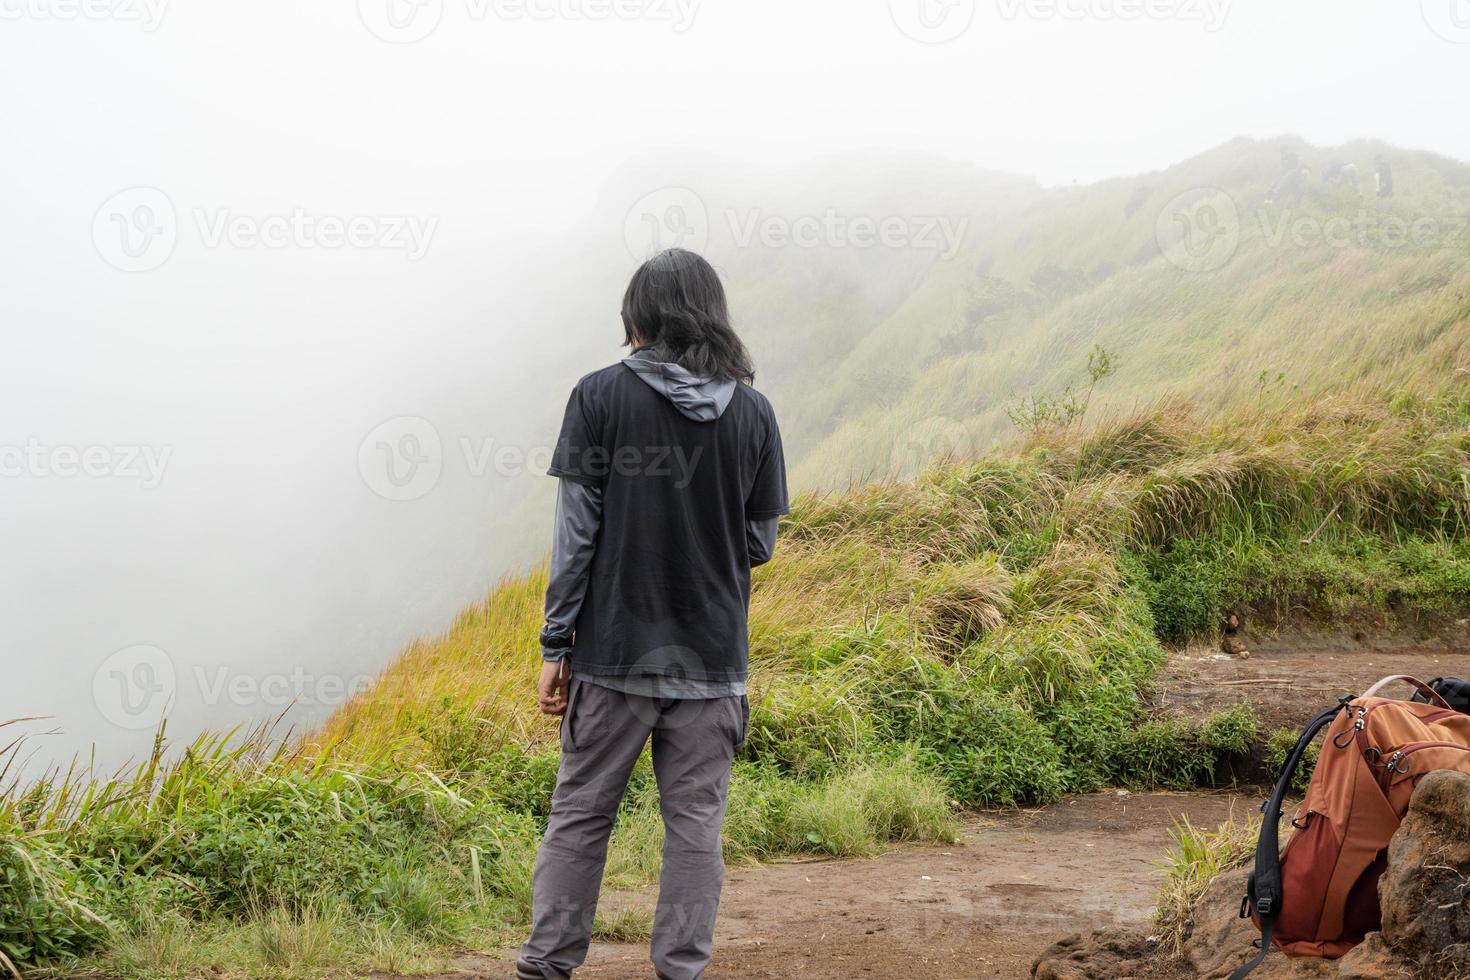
left=458, top=792, right=1242, bottom=979
left=1155, top=628, right=1470, bottom=733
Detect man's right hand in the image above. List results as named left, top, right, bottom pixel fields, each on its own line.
left=538, top=659, right=571, bottom=715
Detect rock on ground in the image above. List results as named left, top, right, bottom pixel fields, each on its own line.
left=1035, top=769, right=1470, bottom=979
left=1030, top=931, right=1181, bottom=979
left=1378, top=769, right=1470, bottom=976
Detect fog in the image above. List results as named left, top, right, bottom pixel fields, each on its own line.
left=3, top=0, right=1467, bottom=775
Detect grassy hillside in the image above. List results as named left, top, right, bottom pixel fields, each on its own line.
left=762, top=138, right=1470, bottom=487
left=320, top=384, right=1470, bottom=767
left=601, top=138, right=1465, bottom=488
left=461, top=137, right=1470, bottom=571
left=6, top=384, right=1470, bottom=976
left=7, top=137, right=1470, bottom=977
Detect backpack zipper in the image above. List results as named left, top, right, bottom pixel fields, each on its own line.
left=1377, top=740, right=1470, bottom=789
left=1354, top=702, right=1461, bottom=755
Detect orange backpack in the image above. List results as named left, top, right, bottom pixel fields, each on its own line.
left=1232, top=675, right=1470, bottom=979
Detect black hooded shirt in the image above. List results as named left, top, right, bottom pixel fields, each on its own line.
left=548, top=358, right=787, bottom=683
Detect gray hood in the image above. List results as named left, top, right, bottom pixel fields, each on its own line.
left=622, top=350, right=736, bottom=421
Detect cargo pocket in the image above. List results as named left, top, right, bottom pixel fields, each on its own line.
left=560, top=677, right=585, bottom=753
left=560, top=678, right=608, bottom=754
left=735, top=694, right=750, bottom=751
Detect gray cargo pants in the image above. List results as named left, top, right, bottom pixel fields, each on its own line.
left=516, top=676, right=749, bottom=980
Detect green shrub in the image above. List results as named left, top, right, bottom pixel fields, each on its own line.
left=1154, top=808, right=1261, bottom=955
left=744, top=671, right=873, bottom=778
left=1264, top=726, right=1321, bottom=793
left=1201, top=703, right=1260, bottom=757
left=867, top=658, right=1067, bottom=806
left=1135, top=535, right=1238, bottom=643
left=1110, top=705, right=1259, bottom=790
left=1037, top=680, right=1141, bottom=792
left=778, top=756, right=958, bottom=857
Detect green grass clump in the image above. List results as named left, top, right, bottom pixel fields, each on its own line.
left=780, top=755, right=960, bottom=857
left=1110, top=704, right=1261, bottom=790
left=1263, top=727, right=1322, bottom=793
left=0, top=727, right=544, bottom=971
left=1135, top=534, right=1240, bottom=643
left=744, top=669, right=875, bottom=779
left=1154, top=808, right=1261, bottom=956
left=1036, top=680, right=1142, bottom=793
left=1131, top=529, right=1470, bottom=642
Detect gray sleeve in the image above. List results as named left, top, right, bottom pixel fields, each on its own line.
left=747, top=516, right=779, bottom=568
left=541, top=478, right=603, bottom=661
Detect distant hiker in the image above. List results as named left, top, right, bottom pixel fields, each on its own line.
left=1322, top=162, right=1360, bottom=192
left=1267, top=164, right=1310, bottom=206
left=1375, top=154, right=1394, bottom=197
left=518, top=248, right=788, bottom=980
left=1279, top=144, right=1300, bottom=176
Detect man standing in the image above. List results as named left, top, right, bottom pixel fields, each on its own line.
left=517, top=249, right=787, bottom=980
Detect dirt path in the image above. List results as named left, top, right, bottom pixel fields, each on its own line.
left=1156, top=632, right=1470, bottom=732
left=448, top=635, right=1468, bottom=979
left=471, top=792, right=1242, bottom=980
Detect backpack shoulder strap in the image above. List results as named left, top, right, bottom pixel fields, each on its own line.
left=1231, top=917, right=1276, bottom=980
left=1362, top=674, right=1452, bottom=709
left=1230, top=699, right=1350, bottom=980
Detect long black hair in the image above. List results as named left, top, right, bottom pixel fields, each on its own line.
left=621, top=249, right=754, bottom=383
